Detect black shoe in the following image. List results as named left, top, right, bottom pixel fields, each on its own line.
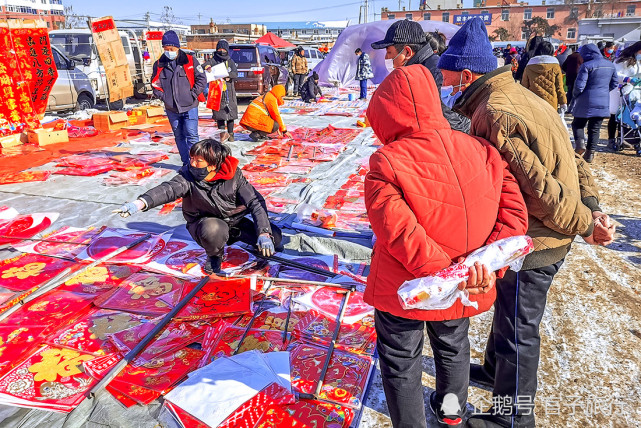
left=469, top=363, right=494, bottom=390
left=466, top=413, right=512, bottom=428
left=429, top=392, right=464, bottom=427
left=248, top=131, right=261, bottom=142
left=584, top=149, right=594, bottom=163
left=203, top=256, right=222, bottom=275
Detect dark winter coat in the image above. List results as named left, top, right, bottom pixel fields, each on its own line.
left=205, top=55, right=239, bottom=121
left=515, top=51, right=532, bottom=82
left=139, top=157, right=272, bottom=236
left=556, top=50, right=569, bottom=68
left=561, top=52, right=583, bottom=88
left=152, top=50, right=207, bottom=114
left=572, top=44, right=618, bottom=119
left=300, top=76, right=322, bottom=102
left=406, top=44, right=471, bottom=133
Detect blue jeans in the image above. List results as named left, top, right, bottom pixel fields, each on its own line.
left=166, top=107, right=199, bottom=165
left=359, top=79, right=367, bottom=99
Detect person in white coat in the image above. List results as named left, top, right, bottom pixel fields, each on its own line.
left=608, top=41, right=641, bottom=152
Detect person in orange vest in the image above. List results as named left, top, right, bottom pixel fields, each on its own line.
left=240, top=85, right=293, bottom=141
left=151, top=30, right=207, bottom=165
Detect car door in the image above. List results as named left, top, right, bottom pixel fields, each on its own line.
left=48, top=48, right=74, bottom=111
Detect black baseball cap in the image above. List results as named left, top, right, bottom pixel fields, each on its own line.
left=371, top=19, right=426, bottom=49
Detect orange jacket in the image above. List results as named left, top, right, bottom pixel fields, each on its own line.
left=240, top=85, right=287, bottom=133
left=364, top=65, right=528, bottom=322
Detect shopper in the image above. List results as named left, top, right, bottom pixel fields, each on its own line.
left=114, top=139, right=282, bottom=274
left=521, top=41, right=567, bottom=111
left=438, top=19, right=616, bottom=427
left=371, top=19, right=470, bottom=133
left=204, top=39, right=238, bottom=142
left=515, top=35, right=543, bottom=82
left=151, top=31, right=207, bottom=166
left=354, top=48, right=373, bottom=100
left=291, top=47, right=308, bottom=96
left=608, top=41, right=641, bottom=152
left=571, top=43, right=618, bottom=162
left=561, top=49, right=583, bottom=105
left=365, top=64, right=528, bottom=428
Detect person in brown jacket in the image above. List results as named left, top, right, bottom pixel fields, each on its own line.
left=290, top=47, right=309, bottom=97
left=437, top=18, right=616, bottom=428
left=522, top=41, right=567, bottom=112
left=561, top=49, right=583, bottom=105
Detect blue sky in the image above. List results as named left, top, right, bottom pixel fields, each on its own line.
left=65, top=0, right=487, bottom=24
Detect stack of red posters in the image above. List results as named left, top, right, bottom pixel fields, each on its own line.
left=0, top=253, right=76, bottom=292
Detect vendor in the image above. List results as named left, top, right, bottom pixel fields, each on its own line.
left=114, top=139, right=282, bottom=274
left=240, top=85, right=293, bottom=141
left=300, top=71, right=323, bottom=103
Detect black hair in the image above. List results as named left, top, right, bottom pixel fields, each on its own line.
left=597, top=41, right=605, bottom=50
left=355, top=48, right=362, bottom=54
left=393, top=43, right=425, bottom=57
left=605, top=41, right=615, bottom=48
left=189, top=139, right=231, bottom=170
left=425, top=31, right=447, bottom=55
left=526, top=36, right=544, bottom=54
left=616, top=41, right=641, bottom=67
left=534, top=41, right=554, bottom=56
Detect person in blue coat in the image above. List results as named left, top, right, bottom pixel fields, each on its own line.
left=571, top=44, right=618, bottom=163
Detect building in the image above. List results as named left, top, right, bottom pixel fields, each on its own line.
left=382, top=0, right=641, bottom=43
left=186, top=33, right=262, bottom=50
left=578, top=16, right=641, bottom=42
left=266, top=21, right=349, bottom=43
left=190, top=21, right=267, bottom=38
left=0, top=0, right=65, bottom=29
left=421, top=0, right=463, bottom=10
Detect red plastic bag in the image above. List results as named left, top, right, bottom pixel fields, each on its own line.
left=206, top=80, right=224, bottom=111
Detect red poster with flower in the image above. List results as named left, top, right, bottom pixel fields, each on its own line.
left=0, top=325, right=49, bottom=376
left=0, top=253, right=76, bottom=292
left=164, top=278, right=252, bottom=321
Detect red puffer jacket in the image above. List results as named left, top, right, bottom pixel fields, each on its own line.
left=364, top=65, right=528, bottom=321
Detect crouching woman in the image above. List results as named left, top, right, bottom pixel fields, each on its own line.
left=115, top=139, right=282, bottom=274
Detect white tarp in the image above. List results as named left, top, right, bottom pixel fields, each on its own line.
left=314, top=20, right=460, bottom=88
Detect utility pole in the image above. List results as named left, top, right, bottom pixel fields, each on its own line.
left=197, top=12, right=202, bottom=24
left=399, top=0, right=402, bottom=10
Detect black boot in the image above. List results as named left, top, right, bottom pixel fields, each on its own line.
left=584, top=149, right=594, bottom=163
left=469, top=363, right=494, bottom=390
left=429, top=392, right=464, bottom=427
left=248, top=131, right=261, bottom=142
left=203, top=256, right=222, bottom=275
left=574, top=139, right=586, bottom=155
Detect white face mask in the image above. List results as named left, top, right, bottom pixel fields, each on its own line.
left=164, top=50, right=178, bottom=60
left=384, top=49, right=406, bottom=73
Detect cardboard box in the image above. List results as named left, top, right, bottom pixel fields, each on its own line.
left=92, top=111, right=129, bottom=131
left=27, top=129, right=69, bottom=146
left=132, top=106, right=166, bottom=124
left=0, top=133, right=26, bottom=148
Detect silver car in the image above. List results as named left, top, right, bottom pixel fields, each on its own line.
left=46, top=46, right=96, bottom=113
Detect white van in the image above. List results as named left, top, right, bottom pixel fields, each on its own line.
left=49, top=29, right=152, bottom=108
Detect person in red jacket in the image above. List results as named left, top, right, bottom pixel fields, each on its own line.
left=364, top=64, right=528, bottom=428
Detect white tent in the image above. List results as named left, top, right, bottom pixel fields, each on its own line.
left=314, top=20, right=460, bottom=87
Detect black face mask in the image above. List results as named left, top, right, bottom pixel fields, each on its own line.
left=189, top=165, right=210, bottom=181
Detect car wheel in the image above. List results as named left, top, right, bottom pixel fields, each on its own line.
left=134, top=82, right=148, bottom=99
left=76, top=93, right=94, bottom=111
left=109, top=99, right=125, bottom=110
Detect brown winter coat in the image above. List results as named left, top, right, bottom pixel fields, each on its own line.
left=521, top=55, right=567, bottom=109
left=291, top=53, right=308, bottom=75
left=453, top=66, right=600, bottom=270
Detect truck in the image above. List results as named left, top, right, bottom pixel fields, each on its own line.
left=48, top=29, right=153, bottom=109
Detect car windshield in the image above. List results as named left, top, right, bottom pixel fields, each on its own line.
left=50, top=33, right=93, bottom=60
left=230, top=47, right=257, bottom=64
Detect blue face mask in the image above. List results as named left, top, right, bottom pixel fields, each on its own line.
left=164, top=50, right=178, bottom=60
left=636, top=53, right=641, bottom=61
left=441, top=87, right=463, bottom=109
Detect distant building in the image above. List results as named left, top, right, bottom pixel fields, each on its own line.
left=0, top=0, right=65, bottom=30
left=578, top=16, right=641, bottom=42
left=187, top=33, right=262, bottom=50
left=382, top=0, right=641, bottom=43
left=265, top=21, right=349, bottom=43
left=190, top=21, right=267, bottom=37
left=420, top=0, right=464, bottom=10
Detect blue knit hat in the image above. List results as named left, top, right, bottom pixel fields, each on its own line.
left=437, top=18, right=497, bottom=74
left=162, top=30, right=180, bottom=48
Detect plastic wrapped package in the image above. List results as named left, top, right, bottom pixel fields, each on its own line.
left=398, top=236, right=535, bottom=311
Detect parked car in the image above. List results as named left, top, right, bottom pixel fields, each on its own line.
left=229, top=43, right=289, bottom=97
left=46, top=46, right=96, bottom=113
left=286, top=47, right=324, bottom=72
left=49, top=29, right=152, bottom=108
